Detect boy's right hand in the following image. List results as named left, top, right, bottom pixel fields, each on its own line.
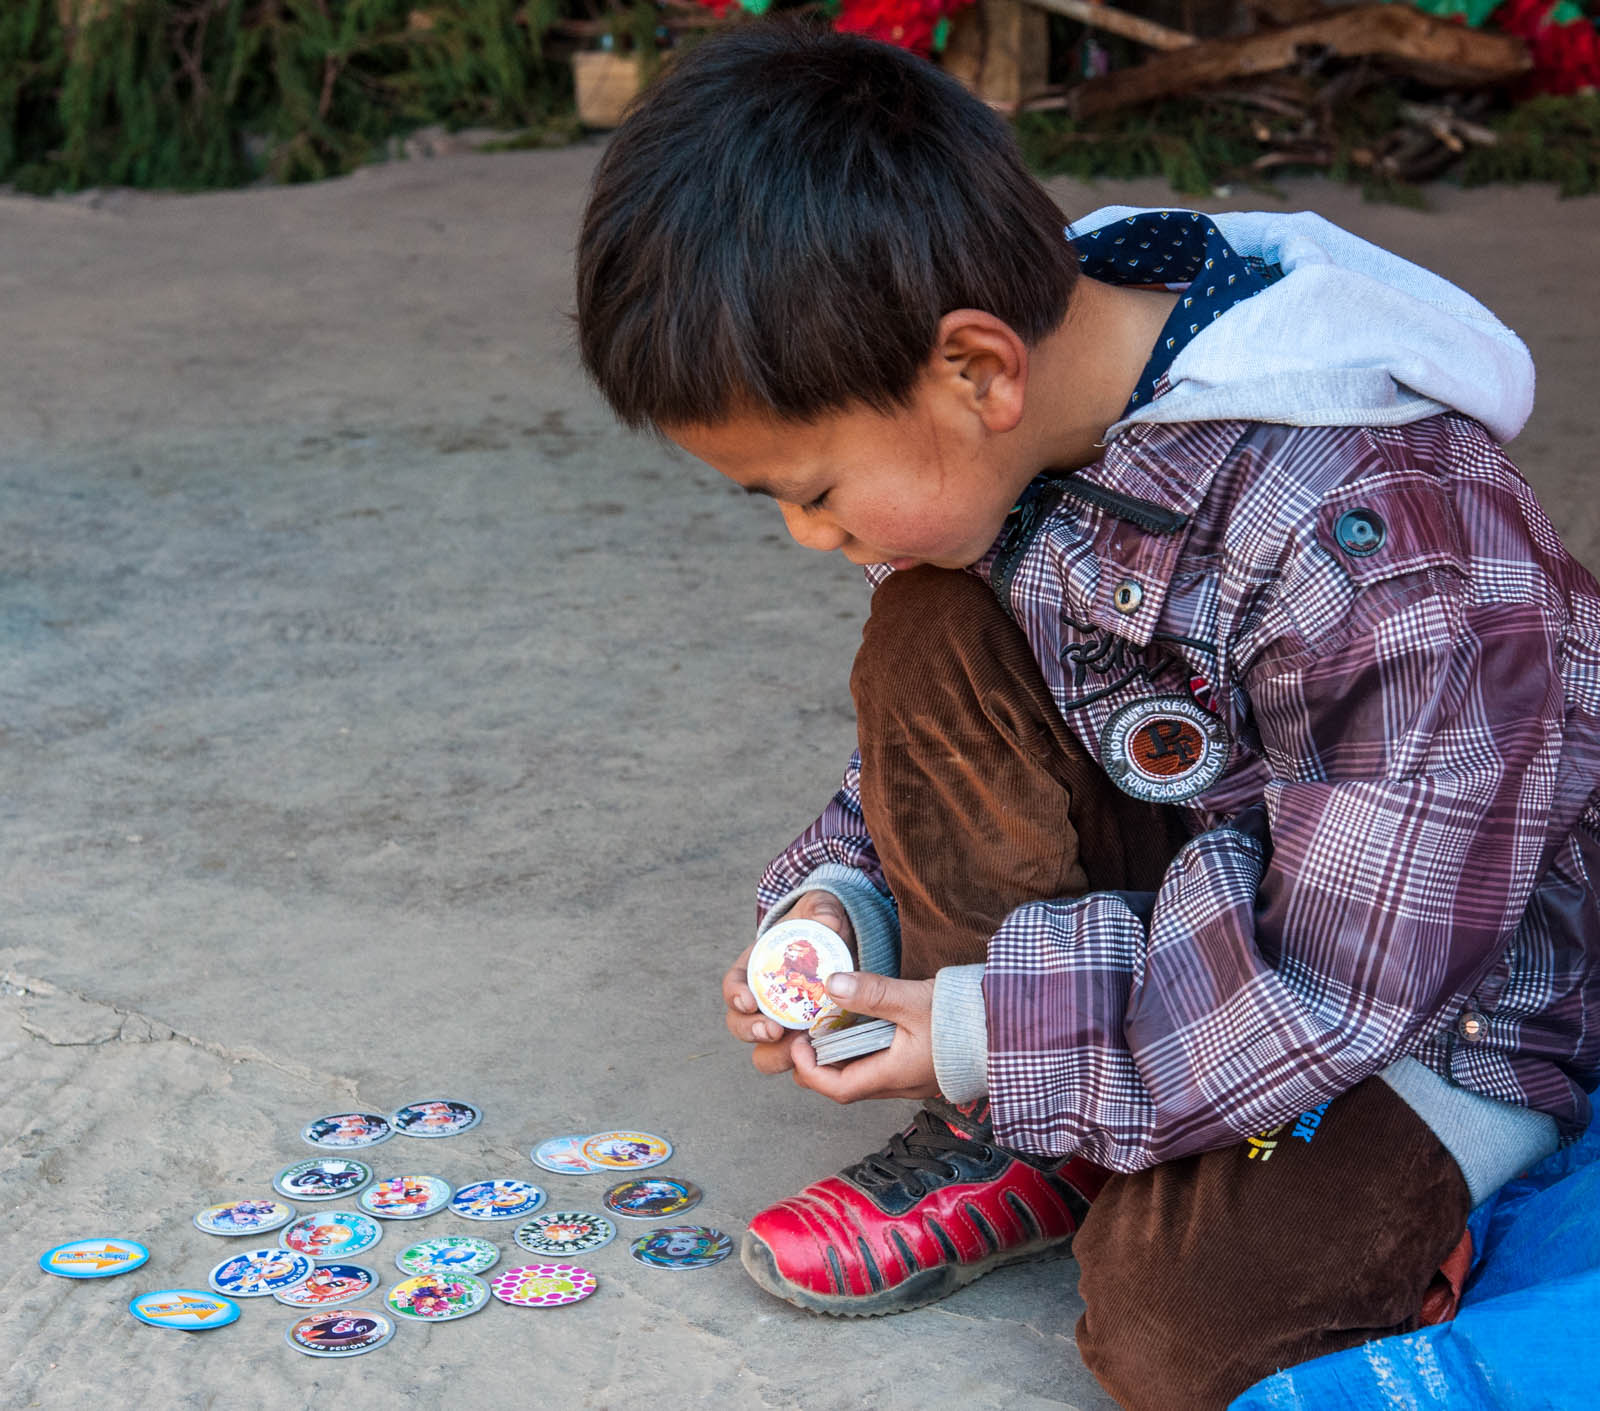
left=723, top=891, right=857, bottom=1075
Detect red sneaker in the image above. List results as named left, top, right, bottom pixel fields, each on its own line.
left=740, top=1098, right=1106, bottom=1316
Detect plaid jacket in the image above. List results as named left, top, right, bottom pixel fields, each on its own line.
left=759, top=413, right=1600, bottom=1168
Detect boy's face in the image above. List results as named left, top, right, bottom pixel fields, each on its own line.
left=667, top=383, right=1029, bottom=572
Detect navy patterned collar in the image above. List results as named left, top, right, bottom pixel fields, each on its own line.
left=1072, top=210, right=1282, bottom=418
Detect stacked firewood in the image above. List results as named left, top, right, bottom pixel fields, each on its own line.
left=962, top=0, right=1534, bottom=184
left=1164, top=69, right=1504, bottom=183
left=1113, top=65, right=1510, bottom=183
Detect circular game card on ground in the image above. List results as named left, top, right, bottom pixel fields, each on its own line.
left=358, top=1175, right=452, bottom=1220
left=531, top=1135, right=607, bottom=1174
left=208, top=1247, right=315, bottom=1298
left=628, top=1226, right=733, bottom=1271
left=580, top=1131, right=672, bottom=1170
left=39, top=1238, right=150, bottom=1280
left=391, top=1099, right=482, bottom=1138
left=386, top=1272, right=490, bottom=1321
left=301, top=1112, right=394, bottom=1150
left=514, top=1211, right=616, bottom=1257
left=490, top=1263, right=597, bottom=1307
left=279, top=1211, right=383, bottom=1261
left=396, top=1236, right=500, bottom=1277
left=286, top=1308, right=397, bottom=1357
left=274, top=1158, right=373, bottom=1202
left=194, top=1199, right=295, bottom=1237
left=449, top=1179, right=546, bottom=1221
left=274, top=1263, right=381, bottom=1309
left=603, top=1177, right=702, bottom=1220
left=128, top=1289, right=240, bottom=1329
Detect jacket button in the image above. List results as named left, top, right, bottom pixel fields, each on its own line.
left=1335, top=508, right=1386, bottom=556
left=1457, top=1010, right=1487, bottom=1043
left=1112, top=580, right=1143, bottom=614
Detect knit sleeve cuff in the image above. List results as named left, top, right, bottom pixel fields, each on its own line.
left=932, top=963, right=989, bottom=1104
left=758, top=862, right=900, bottom=979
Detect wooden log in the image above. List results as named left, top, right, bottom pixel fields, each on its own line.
left=943, top=0, right=1052, bottom=109
left=1066, top=4, right=1530, bottom=118
left=1020, top=0, right=1197, bottom=51
left=1242, top=0, right=1328, bottom=27
left=1251, top=147, right=1332, bottom=169
left=1206, top=85, right=1309, bottom=117
left=1400, top=100, right=1499, bottom=146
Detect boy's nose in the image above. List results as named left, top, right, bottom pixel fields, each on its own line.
left=779, top=502, right=848, bottom=554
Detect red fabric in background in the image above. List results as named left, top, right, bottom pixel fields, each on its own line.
left=1493, top=0, right=1600, bottom=96
left=834, top=0, right=974, bottom=56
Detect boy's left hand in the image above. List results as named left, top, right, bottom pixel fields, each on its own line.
left=789, top=971, right=941, bottom=1103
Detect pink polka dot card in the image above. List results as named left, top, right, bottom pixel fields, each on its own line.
left=489, top=1263, right=597, bottom=1308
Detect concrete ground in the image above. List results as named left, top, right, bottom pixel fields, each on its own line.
left=1, top=144, right=1596, bottom=1411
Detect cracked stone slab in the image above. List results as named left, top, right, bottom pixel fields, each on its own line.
left=5, top=974, right=174, bottom=1046
left=1, top=969, right=361, bottom=1095
left=17, top=997, right=172, bottom=1047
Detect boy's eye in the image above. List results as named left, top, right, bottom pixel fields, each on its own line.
left=798, top=491, right=829, bottom=514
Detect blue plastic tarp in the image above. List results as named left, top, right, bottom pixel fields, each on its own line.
left=1231, top=1110, right=1600, bottom=1411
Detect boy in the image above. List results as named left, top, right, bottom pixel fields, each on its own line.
left=574, top=21, right=1600, bottom=1408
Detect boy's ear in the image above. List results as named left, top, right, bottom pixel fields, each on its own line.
left=932, top=310, right=1028, bottom=433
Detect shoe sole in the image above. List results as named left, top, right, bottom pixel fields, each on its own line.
left=739, top=1228, right=1076, bottom=1318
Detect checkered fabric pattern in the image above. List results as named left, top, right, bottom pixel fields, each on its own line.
left=759, top=412, right=1600, bottom=1168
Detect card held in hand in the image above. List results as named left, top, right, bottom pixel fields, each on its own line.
left=750, top=917, right=897, bottom=1065
left=809, top=1008, right=896, bottom=1066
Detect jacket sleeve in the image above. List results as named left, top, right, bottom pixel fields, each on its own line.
left=755, top=750, right=900, bottom=978
left=985, top=568, right=1564, bottom=1169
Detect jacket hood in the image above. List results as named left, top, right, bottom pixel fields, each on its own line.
left=1068, top=206, right=1535, bottom=445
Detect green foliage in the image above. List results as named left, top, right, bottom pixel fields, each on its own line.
left=1017, top=90, right=1600, bottom=203
left=1017, top=100, right=1289, bottom=197
left=0, top=0, right=68, bottom=190
left=1459, top=93, right=1600, bottom=198
left=55, top=0, right=246, bottom=188
left=0, top=0, right=570, bottom=192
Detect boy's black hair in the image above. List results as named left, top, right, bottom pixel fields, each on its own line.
left=575, top=19, right=1079, bottom=431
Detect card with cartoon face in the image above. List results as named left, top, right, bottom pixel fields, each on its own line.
left=746, top=918, right=853, bottom=1029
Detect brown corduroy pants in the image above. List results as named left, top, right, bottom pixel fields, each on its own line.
left=850, top=567, right=1472, bottom=1411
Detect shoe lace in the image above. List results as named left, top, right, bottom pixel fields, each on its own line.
left=846, top=1109, right=994, bottom=1189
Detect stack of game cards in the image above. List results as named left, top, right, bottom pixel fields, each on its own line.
left=746, top=917, right=896, bottom=1067
left=809, top=1010, right=895, bottom=1066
